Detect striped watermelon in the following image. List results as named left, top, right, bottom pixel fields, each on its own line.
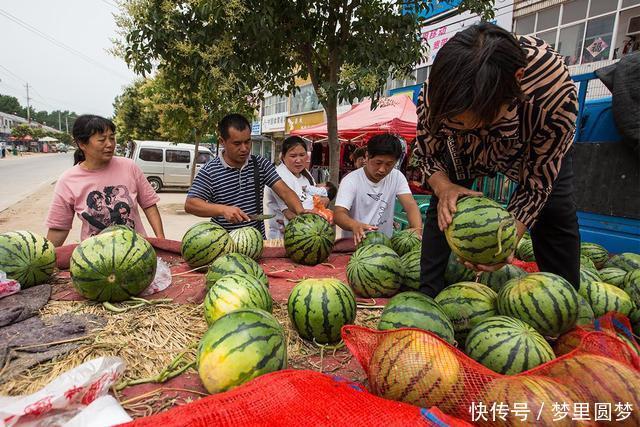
left=445, top=197, right=517, bottom=265
left=580, top=267, right=601, bottom=289
left=444, top=252, right=475, bottom=285
left=205, top=253, right=268, bottom=290
left=390, top=229, right=421, bottom=257
left=516, top=238, right=535, bottom=261
left=284, top=214, right=335, bottom=265
left=477, top=376, right=582, bottom=427
left=203, top=273, right=272, bottom=325
left=478, top=263, right=526, bottom=293
left=631, top=305, right=640, bottom=336
left=100, top=224, right=132, bottom=234
left=287, top=278, right=356, bottom=344
left=197, top=308, right=286, bottom=394
left=347, top=244, right=403, bottom=298
left=598, top=267, right=627, bottom=287
left=181, top=222, right=230, bottom=268
left=576, top=294, right=595, bottom=325
left=545, top=355, right=640, bottom=426
left=0, top=230, right=56, bottom=288
left=555, top=324, right=640, bottom=358
left=604, top=252, right=640, bottom=272
left=378, top=291, right=455, bottom=345
left=368, top=330, right=464, bottom=413
left=497, top=272, right=580, bottom=337
left=465, top=315, right=554, bottom=374
left=580, top=242, right=609, bottom=269
left=70, top=228, right=156, bottom=302
left=357, top=231, right=392, bottom=250
left=579, top=280, right=633, bottom=317
left=400, top=249, right=421, bottom=290
left=580, top=254, right=598, bottom=273
left=229, top=226, right=263, bottom=260
left=622, top=269, right=640, bottom=307
left=434, top=282, right=497, bottom=343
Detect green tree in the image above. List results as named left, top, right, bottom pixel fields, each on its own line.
left=117, top=0, right=494, bottom=183
left=113, top=79, right=164, bottom=143
left=10, top=124, right=32, bottom=139
left=0, top=94, right=25, bottom=116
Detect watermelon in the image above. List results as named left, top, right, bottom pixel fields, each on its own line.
left=622, top=269, right=640, bottom=306
left=99, top=224, right=132, bottom=234
left=444, top=252, right=475, bottom=285
left=497, top=272, right=580, bottom=337
left=357, top=231, right=392, bottom=250
left=347, top=244, right=403, bottom=298
left=0, top=230, right=56, bottom=288
left=205, top=253, right=268, bottom=290
left=70, top=228, right=156, bottom=302
left=434, top=282, right=497, bottom=343
left=580, top=254, right=598, bottom=273
left=576, top=294, right=595, bottom=325
left=203, top=273, right=272, bottom=325
left=579, top=280, right=633, bottom=317
left=476, top=376, right=582, bottom=427
left=516, top=238, right=535, bottom=261
left=604, top=252, right=640, bottom=272
left=580, top=242, right=609, bottom=269
left=465, top=315, right=555, bottom=375
left=631, top=305, right=640, bottom=336
left=478, top=263, right=526, bottom=293
left=545, top=355, right=640, bottom=426
left=287, top=278, right=356, bottom=344
left=580, top=267, right=601, bottom=288
left=284, top=214, right=335, bottom=265
left=400, top=249, right=421, bottom=290
left=378, top=291, right=455, bottom=345
left=368, top=330, right=464, bottom=413
left=181, top=222, right=230, bottom=268
left=390, top=229, right=421, bottom=257
left=197, top=308, right=286, bottom=394
left=445, top=197, right=517, bottom=265
left=598, top=267, right=627, bottom=287
left=228, top=226, right=263, bottom=260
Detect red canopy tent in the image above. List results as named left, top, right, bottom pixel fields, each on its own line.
left=291, top=94, right=417, bottom=143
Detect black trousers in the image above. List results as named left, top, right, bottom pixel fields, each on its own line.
left=419, top=154, right=581, bottom=296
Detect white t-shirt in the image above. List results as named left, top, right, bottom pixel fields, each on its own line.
left=264, top=163, right=315, bottom=239
left=335, top=168, right=411, bottom=237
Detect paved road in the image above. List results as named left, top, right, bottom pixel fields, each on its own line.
left=0, top=153, right=74, bottom=212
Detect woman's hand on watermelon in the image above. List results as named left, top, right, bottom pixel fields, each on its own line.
left=433, top=180, right=482, bottom=232
left=352, top=223, right=378, bottom=246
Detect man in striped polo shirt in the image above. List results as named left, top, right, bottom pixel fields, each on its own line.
left=185, top=114, right=306, bottom=236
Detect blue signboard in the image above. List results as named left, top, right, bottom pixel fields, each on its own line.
left=407, top=0, right=463, bottom=21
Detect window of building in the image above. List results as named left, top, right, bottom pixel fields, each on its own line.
left=165, top=149, right=190, bottom=163
left=291, top=84, right=322, bottom=115
left=139, top=148, right=163, bottom=162
left=416, top=66, right=430, bottom=84
left=514, top=0, right=627, bottom=65
left=263, top=94, right=288, bottom=116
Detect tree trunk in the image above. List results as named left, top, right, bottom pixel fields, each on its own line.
left=325, top=97, right=340, bottom=185
left=189, top=128, right=200, bottom=185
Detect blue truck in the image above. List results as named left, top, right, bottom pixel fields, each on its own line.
left=393, top=73, right=640, bottom=254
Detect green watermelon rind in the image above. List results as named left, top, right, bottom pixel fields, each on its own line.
left=400, top=249, right=421, bottom=290
left=390, top=230, right=421, bottom=257
left=205, top=253, right=268, bottom=290
left=284, top=214, right=335, bottom=266
left=229, top=227, right=264, bottom=260
left=0, top=230, right=56, bottom=288
left=203, top=273, right=273, bottom=325
left=181, top=222, right=231, bottom=268
left=346, top=244, right=403, bottom=298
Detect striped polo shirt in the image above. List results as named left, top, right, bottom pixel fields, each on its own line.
left=414, top=36, right=578, bottom=229
left=187, top=154, right=281, bottom=236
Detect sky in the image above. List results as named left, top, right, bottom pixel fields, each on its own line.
left=0, top=0, right=138, bottom=120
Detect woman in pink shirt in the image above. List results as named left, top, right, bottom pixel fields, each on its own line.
left=46, top=115, right=165, bottom=246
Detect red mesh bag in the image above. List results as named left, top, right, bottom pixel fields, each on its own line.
left=342, top=313, right=640, bottom=425
left=121, top=370, right=472, bottom=427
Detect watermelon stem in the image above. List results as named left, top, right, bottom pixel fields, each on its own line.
left=115, top=347, right=196, bottom=391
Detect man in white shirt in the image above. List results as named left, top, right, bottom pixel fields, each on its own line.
left=334, top=133, right=422, bottom=245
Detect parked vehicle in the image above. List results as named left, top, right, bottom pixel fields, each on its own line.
left=129, top=140, right=214, bottom=192
left=56, top=143, right=69, bottom=153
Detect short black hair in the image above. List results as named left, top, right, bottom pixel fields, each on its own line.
left=428, top=22, right=527, bottom=132
left=366, top=133, right=403, bottom=159
left=281, top=136, right=307, bottom=156
left=73, top=115, right=116, bottom=165
left=218, top=114, right=251, bottom=140
left=351, top=146, right=366, bottom=161
left=86, top=190, right=103, bottom=210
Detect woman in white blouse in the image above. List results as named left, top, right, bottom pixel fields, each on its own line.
left=264, top=136, right=329, bottom=239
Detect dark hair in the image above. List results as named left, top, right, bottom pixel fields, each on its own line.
left=218, top=114, right=251, bottom=140
left=351, top=147, right=366, bottom=162
left=281, top=136, right=307, bottom=156
left=86, top=190, right=104, bottom=210
left=322, top=181, right=337, bottom=201
left=366, top=133, right=403, bottom=159
left=427, top=22, right=527, bottom=132
left=73, top=114, right=116, bottom=165
left=113, top=201, right=130, bottom=214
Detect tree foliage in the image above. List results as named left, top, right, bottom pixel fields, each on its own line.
left=116, top=0, right=494, bottom=182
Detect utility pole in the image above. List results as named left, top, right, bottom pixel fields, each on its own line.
left=58, top=111, right=62, bottom=131
left=25, top=83, right=31, bottom=123
left=65, top=115, right=69, bottom=133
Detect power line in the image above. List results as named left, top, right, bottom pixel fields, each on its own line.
left=0, top=8, right=132, bottom=82
left=0, top=64, right=25, bottom=83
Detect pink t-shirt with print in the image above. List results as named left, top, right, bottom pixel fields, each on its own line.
left=46, top=157, right=160, bottom=241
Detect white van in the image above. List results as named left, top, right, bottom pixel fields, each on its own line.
left=129, top=140, right=214, bottom=192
